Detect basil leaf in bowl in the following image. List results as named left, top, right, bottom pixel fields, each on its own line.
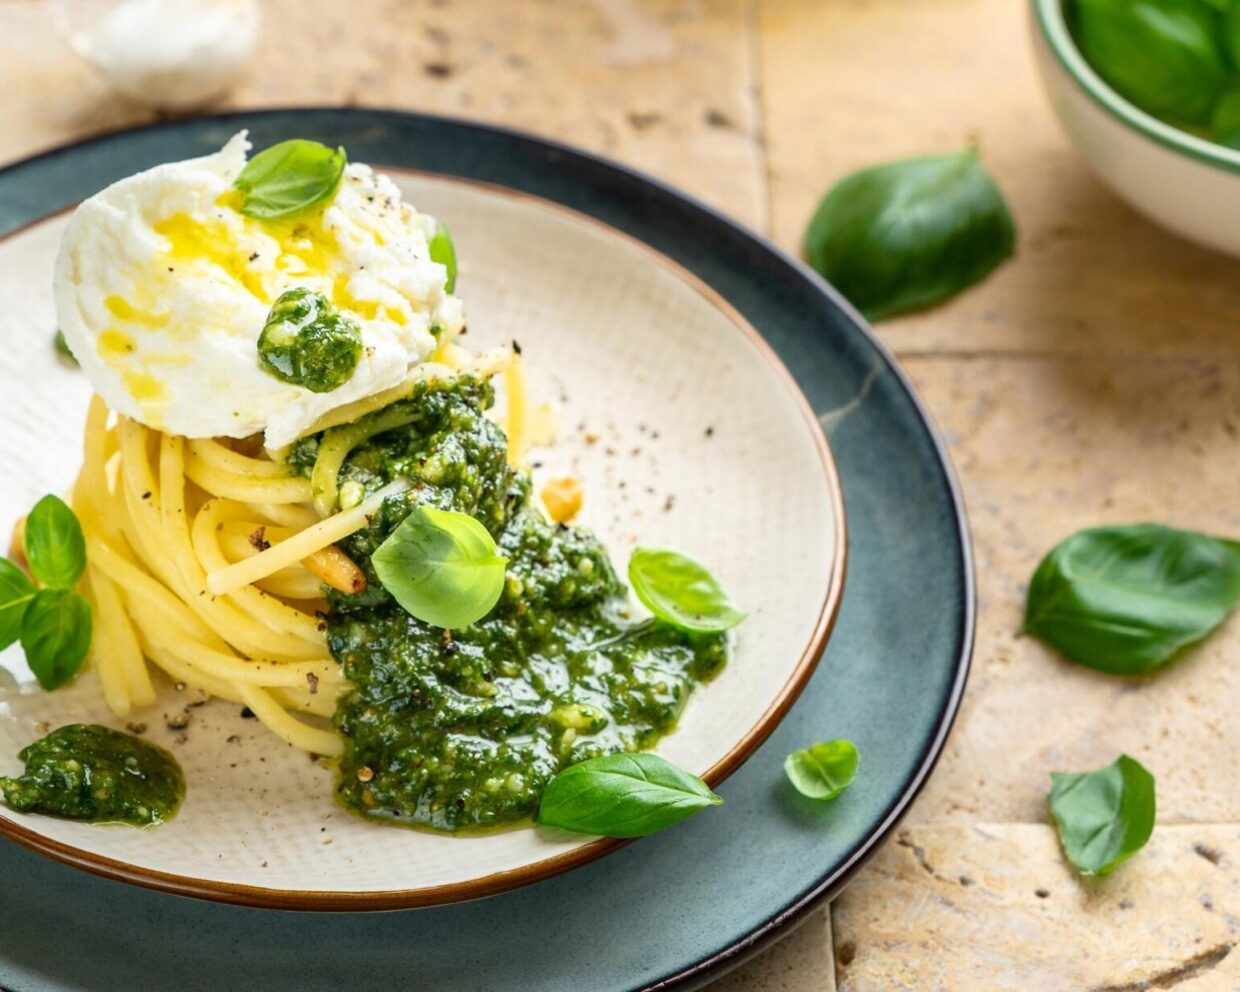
left=537, top=752, right=722, bottom=838
left=20, top=588, right=92, bottom=691
left=805, top=149, right=1015, bottom=321
left=1069, top=0, right=1228, bottom=127
left=1023, top=524, right=1240, bottom=675
left=1049, top=754, right=1155, bottom=876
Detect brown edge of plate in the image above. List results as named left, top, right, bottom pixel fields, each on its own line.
left=0, top=169, right=849, bottom=911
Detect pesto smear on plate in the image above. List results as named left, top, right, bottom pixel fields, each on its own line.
left=290, top=376, right=728, bottom=831
left=0, top=724, right=184, bottom=826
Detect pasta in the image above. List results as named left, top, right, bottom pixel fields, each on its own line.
left=71, top=349, right=528, bottom=757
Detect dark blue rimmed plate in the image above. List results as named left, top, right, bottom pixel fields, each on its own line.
left=0, top=108, right=972, bottom=992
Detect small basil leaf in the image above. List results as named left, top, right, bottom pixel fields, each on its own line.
left=1023, top=524, right=1240, bottom=674
left=1070, top=0, right=1228, bottom=127
left=372, top=505, right=508, bottom=629
left=24, top=494, right=86, bottom=590
left=627, top=548, right=745, bottom=634
left=233, top=139, right=347, bottom=219
left=53, top=329, right=78, bottom=366
left=429, top=222, right=458, bottom=293
left=1049, top=754, right=1155, bottom=876
left=0, top=558, right=36, bottom=652
left=537, top=752, right=722, bottom=837
left=805, top=149, right=1015, bottom=321
left=785, top=739, right=859, bottom=801
left=20, top=589, right=92, bottom=690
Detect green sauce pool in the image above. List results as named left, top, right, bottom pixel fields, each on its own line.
left=290, top=375, right=727, bottom=832
left=0, top=724, right=184, bottom=826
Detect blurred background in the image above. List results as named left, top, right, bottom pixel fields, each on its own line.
left=4, top=1, right=1240, bottom=989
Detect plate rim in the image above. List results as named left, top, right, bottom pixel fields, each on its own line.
left=0, top=161, right=848, bottom=911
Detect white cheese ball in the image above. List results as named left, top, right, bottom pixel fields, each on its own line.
left=54, top=131, right=463, bottom=447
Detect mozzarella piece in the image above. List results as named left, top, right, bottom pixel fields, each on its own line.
left=55, top=131, right=463, bottom=447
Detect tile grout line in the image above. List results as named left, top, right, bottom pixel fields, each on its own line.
left=747, top=0, right=774, bottom=236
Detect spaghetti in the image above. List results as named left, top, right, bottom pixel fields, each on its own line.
left=70, top=349, right=528, bottom=757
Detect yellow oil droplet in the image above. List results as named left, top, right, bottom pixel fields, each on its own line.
left=105, top=296, right=169, bottom=329
left=215, top=189, right=245, bottom=211
left=97, top=329, right=137, bottom=359
left=155, top=213, right=270, bottom=302
left=331, top=274, right=379, bottom=321
left=122, top=369, right=166, bottom=404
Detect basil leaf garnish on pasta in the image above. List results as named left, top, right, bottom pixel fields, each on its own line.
left=0, top=559, right=36, bottom=652
left=537, top=752, right=722, bottom=837
left=21, top=589, right=92, bottom=691
left=233, top=139, right=347, bottom=219
left=24, top=494, right=86, bottom=590
left=627, top=548, right=745, bottom=634
left=372, top=505, right=508, bottom=629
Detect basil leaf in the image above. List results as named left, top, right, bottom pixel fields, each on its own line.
left=24, top=494, right=86, bottom=590
left=20, top=589, right=92, bottom=690
left=233, top=139, right=347, bottom=219
left=1049, top=754, right=1155, bottom=876
left=804, top=149, right=1015, bottom=321
left=0, top=558, right=36, bottom=652
left=372, top=505, right=508, bottom=629
left=1210, top=87, right=1240, bottom=143
left=1069, top=0, right=1228, bottom=127
left=784, top=739, right=859, bottom=801
left=537, top=752, right=722, bottom=837
left=1023, top=524, right=1240, bottom=675
left=627, top=547, right=745, bottom=634
left=429, top=222, right=458, bottom=293
left=53, top=329, right=77, bottom=366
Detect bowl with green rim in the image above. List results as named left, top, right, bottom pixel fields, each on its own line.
left=1031, top=0, right=1240, bottom=256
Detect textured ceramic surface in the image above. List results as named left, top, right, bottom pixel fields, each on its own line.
left=1031, top=0, right=1240, bottom=257
left=0, top=109, right=971, bottom=992
left=0, top=171, right=842, bottom=905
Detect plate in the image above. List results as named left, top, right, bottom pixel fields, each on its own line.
left=0, top=109, right=972, bottom=992
left=0, top=164, right=843, bottom=908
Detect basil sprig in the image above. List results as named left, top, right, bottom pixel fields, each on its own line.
left=805, top=149, right=1015, bottom=321
left=537, top=752, right=722, bottom=837
left=627, top=548, right=745, bottom=634
left=1023, top=524, right=1240, bottom=675
left=1049, top=754, right=1156, bottom=876
left=372, top=505, right=508, bottom=630
left=1, top=495, right=92, bottom=690
left=785, top=739, right=859, bottom=801
left=1070, top=0, right=1228, bottom=129
left=233, top=139, right=347, bottom=219
left=429, top=222, right=458, bottom=293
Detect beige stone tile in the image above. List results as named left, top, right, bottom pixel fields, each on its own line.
left=0, top=0, right=766, bottom=227
left=833, top=823, right=1240, bottom=992
left=900, top=354, right=1240, bottom=825
left=709, top=907, right=836, bottom=991
left=759, top=0, right=1240, bottom=356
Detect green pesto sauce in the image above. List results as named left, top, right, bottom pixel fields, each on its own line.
left=257, top=287, right=362, bottom=393
left=290, top=377, right=727, bottom=831
left=0, top=724, right=184, bottom=826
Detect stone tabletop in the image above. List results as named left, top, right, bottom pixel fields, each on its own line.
left=3, top=1, right=1238, bottom=988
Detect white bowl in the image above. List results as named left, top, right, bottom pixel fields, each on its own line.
left=0, top=171, right=845, bottom=909
left=1031, top=0, right=1240, bottom=256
